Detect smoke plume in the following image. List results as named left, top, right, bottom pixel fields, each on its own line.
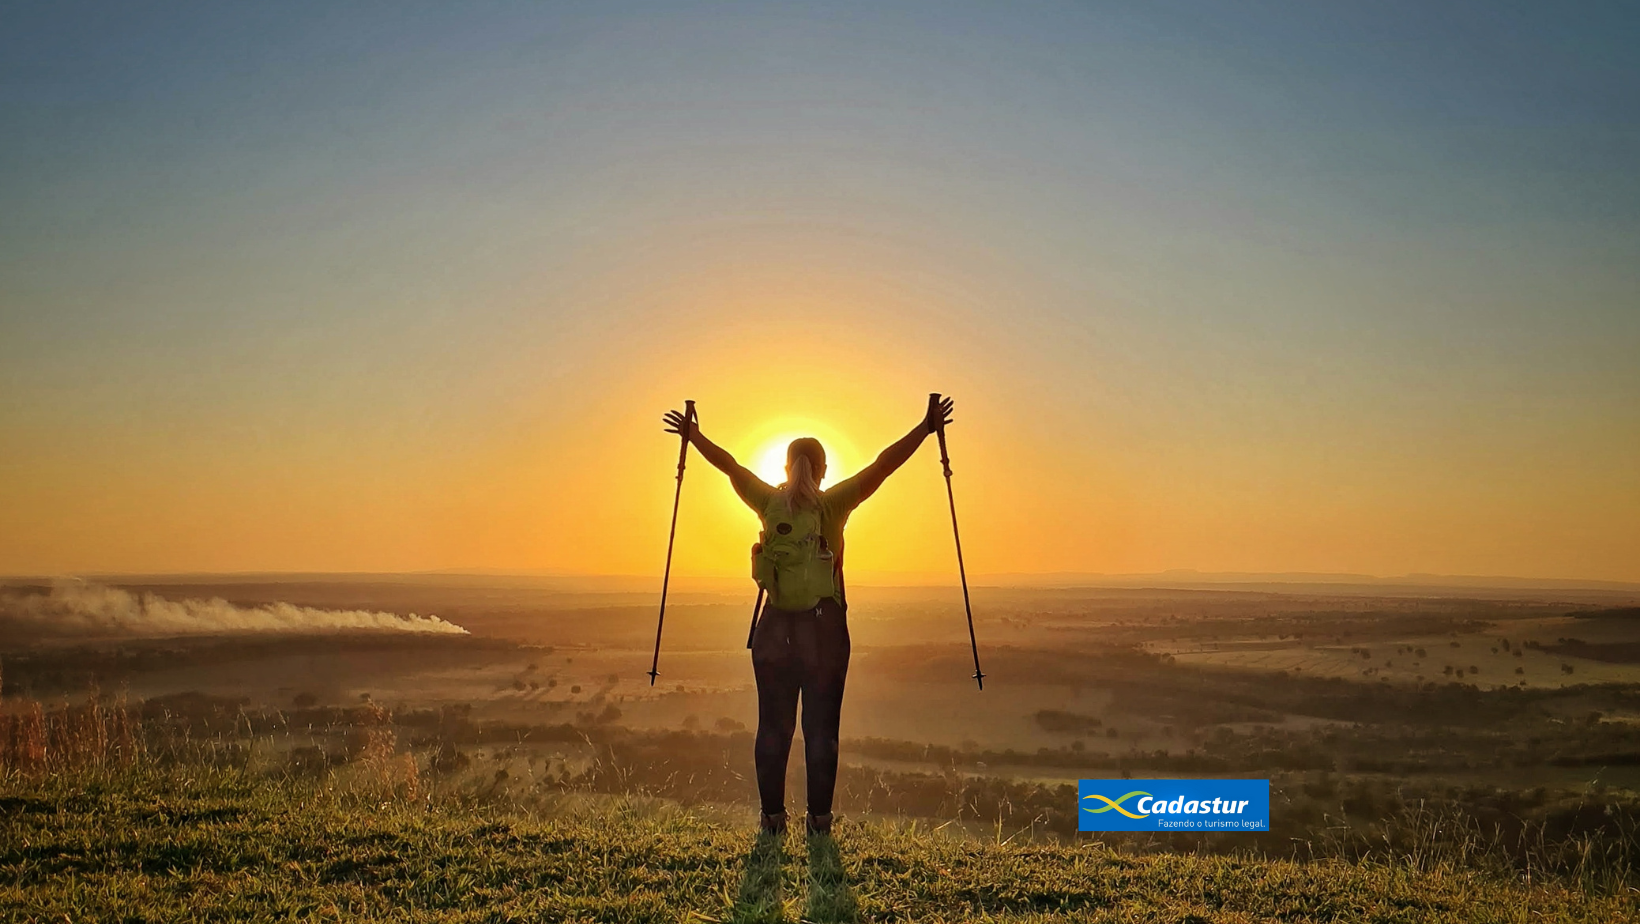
left=0, top=580, right=468, bottom=638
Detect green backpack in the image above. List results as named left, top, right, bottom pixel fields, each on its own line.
left=751, top=494, right=837, bottom=611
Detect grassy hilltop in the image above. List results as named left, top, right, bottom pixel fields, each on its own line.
left=4, top=580, right=1639, bottom=921
left=3, top=768, right=1633, bottom=924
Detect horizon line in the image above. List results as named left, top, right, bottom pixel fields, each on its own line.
left=5, top=568, right=1639, bottom=594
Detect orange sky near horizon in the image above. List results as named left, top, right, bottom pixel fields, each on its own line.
left=5, top=263, right=1635, bottom=584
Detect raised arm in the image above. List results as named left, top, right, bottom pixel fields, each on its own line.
left=662, top=407, right=773, bottom=507
left=833, top=396, right=955, bottom=505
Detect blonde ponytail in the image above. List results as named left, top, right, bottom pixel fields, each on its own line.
left=779, top=452, right=823, bottom=514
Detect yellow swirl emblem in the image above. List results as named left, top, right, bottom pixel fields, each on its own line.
left=1080, top=791, right=1151, bottom=818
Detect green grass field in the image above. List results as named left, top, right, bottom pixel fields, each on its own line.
left=3, top=768, right=1633, bottom=923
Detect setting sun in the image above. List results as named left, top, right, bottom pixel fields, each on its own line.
left=753, top=438, right=797, bottom=486
left=744, top=421, right=864, bottom=488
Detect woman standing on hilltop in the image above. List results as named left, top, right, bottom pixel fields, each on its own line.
left=662, top=397, right=955, bottom=836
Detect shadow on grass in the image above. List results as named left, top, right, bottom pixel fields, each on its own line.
left=805, top=834, right=858, bottom=923
left=732, top=831, right=787, bottom=923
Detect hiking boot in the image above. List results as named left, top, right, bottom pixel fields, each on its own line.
left=806, top=812, right=833, bottom=836
left=759, top=811, right=788, bottom=835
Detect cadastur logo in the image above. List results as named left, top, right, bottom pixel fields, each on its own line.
left=1077, top=779, right=1270, bottom=832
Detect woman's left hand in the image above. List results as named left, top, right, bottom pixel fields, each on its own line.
left=662, top=408, right=697, bottom=440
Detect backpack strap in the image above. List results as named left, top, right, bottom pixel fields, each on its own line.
left=745, top=586, right=765, bottom=649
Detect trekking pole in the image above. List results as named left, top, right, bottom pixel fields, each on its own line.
left=931, top=392, right=985, bottom=690
left=648, top=400, right=696, bottom=686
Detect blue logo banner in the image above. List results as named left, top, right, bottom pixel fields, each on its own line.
left=1078, top=779, right=1269, bottom=831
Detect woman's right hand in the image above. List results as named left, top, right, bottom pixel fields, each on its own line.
left=924, top=395, right=954, bottom=434
left=662, top=408, right=697, bottom=440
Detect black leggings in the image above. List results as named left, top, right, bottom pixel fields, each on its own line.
left=750, top=596, right=850, bottom=817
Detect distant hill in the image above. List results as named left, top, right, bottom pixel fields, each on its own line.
left=967, top=570, right=1640, bottom=600
left=1575, top=607, right=1640, bottom=620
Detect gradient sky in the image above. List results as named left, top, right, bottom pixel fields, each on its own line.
left=3, top=2, right=1637, bottom=581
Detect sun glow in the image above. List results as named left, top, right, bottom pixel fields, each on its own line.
left=753, top=438, right=799, bottom=487
left=745, top=421, right=865, bottom=488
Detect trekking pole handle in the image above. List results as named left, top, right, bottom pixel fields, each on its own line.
left=676, top=400, right=696, bottom=478
left=929, top=392, right=952, bottom=478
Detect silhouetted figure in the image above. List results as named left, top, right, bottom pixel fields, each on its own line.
left=664, top=397, right=954, bottom=835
